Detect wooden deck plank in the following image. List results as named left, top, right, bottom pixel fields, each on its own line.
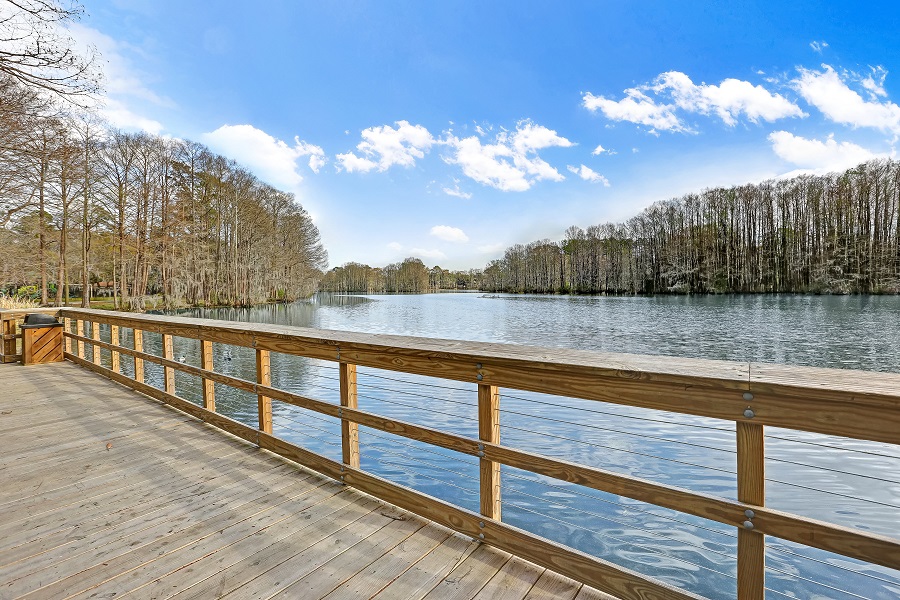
left=321, top=524, right=452, bottom=600
left=370, top=532, right=480, bottom=600
left=420, top=543, right=513, bottom=600
left=116, top=488, right=358, bottom=600
left=165, top=498, right=385, bottom=600
left=0, top=361, right=617, bottom=600
left=522, top=570, right=583, bottom=600
left=0, top=462, right=316, bottom=583
left=269, top=514, right=426, bottom=599
left=473, top=556, right=546, bottom=600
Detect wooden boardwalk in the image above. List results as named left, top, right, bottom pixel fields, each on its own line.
left=0, top=361, right=610, bottom=600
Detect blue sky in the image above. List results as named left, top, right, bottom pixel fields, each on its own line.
left=72, top=1, right=899, bottom=269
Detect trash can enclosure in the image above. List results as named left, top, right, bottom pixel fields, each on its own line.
left=21, top=314, right=64, bottom=365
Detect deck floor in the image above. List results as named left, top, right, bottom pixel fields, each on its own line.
left=0, top=361, right=611, bottom=600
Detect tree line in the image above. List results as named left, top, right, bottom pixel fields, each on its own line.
left=323, top=158, right=900, bottom=296
left=319, top=258, right=482, bottom=293
left=0, top=75, right=327, bottom=308
left=483, top=159, right=900, bottom=294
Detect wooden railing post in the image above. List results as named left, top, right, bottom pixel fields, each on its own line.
left=63, top=317, right=72, bottom=354
left=201, top=340, right=215, bottom=411
left=1, top=317, right=16, bottom=362
left=133, top=329, right=144, bottom=383
left=76, top=319, right=84, bottom=359
left=478, top=383, right=501, bottom=521
left=256, top=349, right=272, bottom=434
left=339, top=363, right=360, bottom=469
left=91, top=321, right=101, bottom=365
left=162, top=333, right=175, bottom=394
left=737, top=421, right=765, bottom=600
left=110, top=324, right=120, bottom=373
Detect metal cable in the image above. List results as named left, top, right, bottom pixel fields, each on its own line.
left=503, top=470, right=736, bottom=540
left=357, top=392, right=475, bottom=422
left=766, top=542, right=900, bottom=587
left=766, top=478, right=900, bottom=510
left=358, top=371, right=474, bottom=393
left=508, top=486, right=738, bottom=562
left=374, top=458, right=478, bottom=497
left=763, top=564, right=874, bottom=600
left=502, top=392, right=734, bottom=433
left=766, top=434, right=900, bottom=461
left=766, top=456, right=900, bottom=486
left=361, top=427, right=470, bottom=465
left=500, top=407, right=736, bottom=455
left=367, top=444, right=480, bottom=484
left=503, top=423, right=736, bottom=476
left=355, top=380, right=475, bottom=408
left=505, top=501, right=736, bottom=581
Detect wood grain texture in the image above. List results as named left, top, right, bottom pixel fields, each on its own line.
left=478, top=383, right=501, bottom=520
left=133, top=328, right=144, bottom=383
left=90, top=320, right=101, bottom=365
left=162, top=332, right=175, bottom=394
left=76, top=319, right=84, bottom=359
left=63, top=318, right=71, bottom=354
left=340, top=362, right=360, bottom=468
left=201, top=339, right=215, bottom=411
left=736, top=422, right=765, bottom=600
left=256, top=349, right=272, bottom=434
left=110, top=324, right=120, bottom=373
left=56, top=307, right=900, bottom=443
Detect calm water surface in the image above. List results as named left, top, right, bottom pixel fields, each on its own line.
left=130, top=294, right=900, bottom=599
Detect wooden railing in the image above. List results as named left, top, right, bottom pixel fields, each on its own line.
left=3, top=306, right=898, bottom=600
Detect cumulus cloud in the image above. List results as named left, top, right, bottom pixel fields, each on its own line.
left=591, top=144, right=615, bottom=155
left=336, top=121, right=434, bottom=172
left=810, top=40, right=829, bottom=53
left=202, top=124, right=325, bottom=189
left=768, top=131, right=878, bottom=172
left=411, top=248, right=447, bottom=260
left=567, top=164, right=610, bottom=186
left=430, top=225, right=469, bottom=243
left=444, top=120, right=573, bottom=191
left=583, top=71, right=805, bottom=132
left=102, top=98, right=164, bottom=135
left=794, top=65, right=900, bottom=134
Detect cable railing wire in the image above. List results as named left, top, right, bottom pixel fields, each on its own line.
left=358, top=370, right=475, bottom=393
left=766, top=433, right=900, bottom=461
left=503, top=470, right=736, bottom=540
left=508, top=485, right=738, bottom=562
left=500, top=406, right=737, bottom=455
left=503, top=422, right=736, bottom=477
left=764, top=564, right=874, bottom=600
left=502, top=391, right=734, bottom=433
left=506, top=501, right=736, bottom=581
left=766, top=541, right=900, bottom=587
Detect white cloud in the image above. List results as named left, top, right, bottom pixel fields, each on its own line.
left=567, top=164, right=610, bottom=186
left=444, top=120, right=573, bottom=191
left=336, top=120, right=434, bottom=173
left=477, top=243, right=505, bottom=254
left=101, top=98, right=164, bottom=134
left=387, top=242, right=403, bottom=251
left=793, top=65, right=900, bottom=134
left=810, top=40, right=829, bottom=53
left=583, top=71, right=804, bottom=132
left=442, top=183, right=472, bottom=199
left=583, top=87, right=683, bottom=132
left=202, top=124, right=325, bottom=189
left=591, top=144, right=615, bottom=155
left=411, top=248, right=447, bottom=260
left=430, top=225, right=469, bottom=243
left=768, top=131, right=878, bottom=172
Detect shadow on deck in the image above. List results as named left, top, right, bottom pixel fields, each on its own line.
left=0, top=362, right=610, bottom=600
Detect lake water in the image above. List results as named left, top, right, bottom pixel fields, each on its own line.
left=127, top=293, right=900, bottom=599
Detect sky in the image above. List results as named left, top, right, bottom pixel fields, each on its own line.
left=69, top=1, right=900, bottom=269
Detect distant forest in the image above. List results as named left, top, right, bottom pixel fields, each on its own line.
left=323, top=158, right=900, bottom=295
left=0, top=76, right=327, bottom=308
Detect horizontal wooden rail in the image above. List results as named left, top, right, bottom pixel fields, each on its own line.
left=55, top=307, right=900, bottom=445
left=4, top=306, right=894, bottom=600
